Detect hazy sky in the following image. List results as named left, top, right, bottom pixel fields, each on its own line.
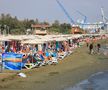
left=0, top=0, right=107, bottom=24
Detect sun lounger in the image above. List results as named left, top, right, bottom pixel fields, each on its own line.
left=51, top=57, right=58, bottom=64
left=22, top=54, right=43, bottom=69
left=24, top=63, right=36, bottom=69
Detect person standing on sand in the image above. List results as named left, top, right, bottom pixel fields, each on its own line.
left=97, top=43, right=101, bottom=53
left=86, top=38, right=90, bottom=47
left=89, top=43, right=93, bottom=54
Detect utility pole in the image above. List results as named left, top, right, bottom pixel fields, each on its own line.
left=0, top=25, right=1, bottom=35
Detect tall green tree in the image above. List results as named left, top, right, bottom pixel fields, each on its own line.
left=51, top=20, right=60, bottom=33
left=60, top=23, right=71, bottom=34
left=0, top=13, right=72, bottom=35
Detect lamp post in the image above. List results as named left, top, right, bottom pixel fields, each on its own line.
left=7, top=26, right=9, bottom=35
left=3, top=25, right=9, bottom=35
left=0, top=24, right=9, bottom=35
left=4, top=25, right=7, bottom=35
left=0, top=25, right=1, bottom=35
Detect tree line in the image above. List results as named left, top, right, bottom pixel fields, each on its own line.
left=0, top=14, right=72, bottom=35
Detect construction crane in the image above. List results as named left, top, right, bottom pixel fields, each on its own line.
left=76, top=10, right=87, bottom=28
left=100, top=7, right=108, bottom=31
left=101, top=7, right=108, bottom=23
left=76, top=10, right=87, bottom=24
left=56, top=0, right=107, bottom=34
left=56, top=0, right=75, bottom=25
left=56, top=0, right=87, bottom=27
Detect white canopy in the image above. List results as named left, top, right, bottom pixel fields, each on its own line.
left=21, top=39, right=45, bottom=44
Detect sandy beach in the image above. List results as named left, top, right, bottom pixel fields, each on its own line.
left=0, top=40, right=108, bottom=90
left=0, top=0, right=108, bottom=89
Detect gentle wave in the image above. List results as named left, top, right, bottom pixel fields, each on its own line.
left=65, top=71, right=108, bottom=90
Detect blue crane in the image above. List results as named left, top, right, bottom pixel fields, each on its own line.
left=76, top=10, right=87, bottom=24
left=76, top=10, right=87, bottom=29
left=101, top=7, right=108, bottom=30
left=101, top=7, right=108, bottom=23
left=56, top=0, right=75, bottom=25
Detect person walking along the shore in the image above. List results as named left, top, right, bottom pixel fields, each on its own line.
left=97, top=43, right=101, bottom=53
left=89, top=43, right=93, bottom=54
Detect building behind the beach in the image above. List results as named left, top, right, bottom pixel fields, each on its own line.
left=31, top=24, right=50, bottom=35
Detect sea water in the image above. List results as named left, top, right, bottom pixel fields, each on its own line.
left=65, top=45, right=108, bottom=90
left=65, top=71, right=108, bottom=90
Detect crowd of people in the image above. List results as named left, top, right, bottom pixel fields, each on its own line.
left=0, top=34, right=107, bottom=70
left=85, top=35, right=104, bottom=55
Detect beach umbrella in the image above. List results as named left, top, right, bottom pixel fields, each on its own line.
left=0, top=36, right=10, bottom=41
left=21, top=39, right=45, bottom=44
left=54, top=37, right=67, bottom=41
left=5, top=35, right=23, bottom=41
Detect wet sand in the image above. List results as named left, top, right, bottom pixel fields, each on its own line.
left=0, top=40, right=108, bottom=90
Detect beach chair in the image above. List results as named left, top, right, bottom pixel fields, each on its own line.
left=24, top=63, right=36, bottom=69
left=51, top=52, right=58, bottom=64
left=33, top=55, right=43, bottom=67
left=58, top=51, right=66, bottom=60
left=39, top=54, right=48, bottom=66
left=51, top=57, right=58, bottom=65
left=45, top=54, right=58, bottom=65
left=22, top=54, right=41, bottom=69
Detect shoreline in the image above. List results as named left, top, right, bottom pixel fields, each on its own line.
left=0, top=40, right=108, bottom=90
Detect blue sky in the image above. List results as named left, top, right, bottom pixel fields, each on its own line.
left=0, top=0, right=107, bottom=24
